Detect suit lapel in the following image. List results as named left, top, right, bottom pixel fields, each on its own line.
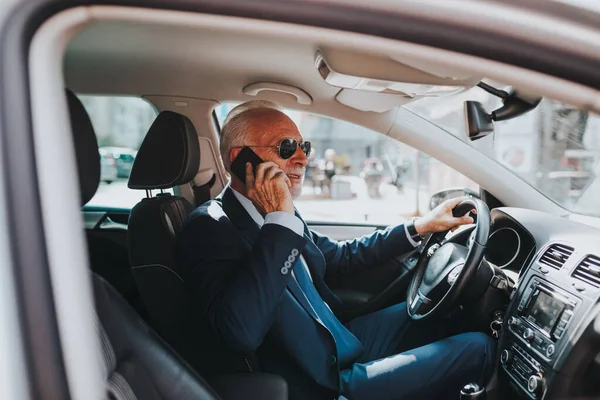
left=294, top=209, right=327, bottom=279
left=221, top=187, right=260, bottom=246
left=222, top=189, right=325, bottom=324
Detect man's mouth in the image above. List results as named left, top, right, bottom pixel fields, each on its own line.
left=287, top=173, right=302, bottom=180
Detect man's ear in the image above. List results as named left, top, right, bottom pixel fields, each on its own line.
left=229, top=147, right=242, bottom=165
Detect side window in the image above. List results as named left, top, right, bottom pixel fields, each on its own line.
left=78, top=95, right=160, bottom=209
left=216, top=104, right=477, bottom=224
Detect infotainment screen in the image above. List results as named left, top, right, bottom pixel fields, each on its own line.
left=526, top=290, right=565, bottom=335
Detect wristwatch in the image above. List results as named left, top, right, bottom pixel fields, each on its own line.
left=406, top=217, right=424, bottom=242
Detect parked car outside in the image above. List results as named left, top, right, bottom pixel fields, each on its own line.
left=98, top=148, right=118, bottom=184
left=100, top=146, right=137, bottom=179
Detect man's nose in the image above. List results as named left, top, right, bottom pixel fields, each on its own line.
left=291, top=145, right=308, bottom=167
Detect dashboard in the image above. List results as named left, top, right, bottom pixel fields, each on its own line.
left=485, top=207, right=600, bottom=399
left=466, top=210, right=536, bottom=282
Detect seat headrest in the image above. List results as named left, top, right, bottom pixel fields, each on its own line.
left=66, top=89, right=100, bottom=206
left=128, top=111, right=200, bottom=190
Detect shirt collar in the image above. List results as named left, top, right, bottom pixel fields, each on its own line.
left=231, top=189, right=264, bottom=227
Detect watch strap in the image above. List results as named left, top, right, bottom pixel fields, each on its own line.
left=406, top=217, right=424, bottom=242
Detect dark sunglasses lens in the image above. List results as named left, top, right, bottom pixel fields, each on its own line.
left=279, top=139, right=297, bottom=159
left=300, top=141, right=311, bottom=157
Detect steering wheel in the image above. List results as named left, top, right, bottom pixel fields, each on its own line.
left=406, top=198, right=490, bottom=321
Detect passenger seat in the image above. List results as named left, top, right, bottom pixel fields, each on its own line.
left=127, top=111, right=199, bottom=360
left=66, top=89, right=287, bottom=400
left=127, top=111, right=259, bottom=374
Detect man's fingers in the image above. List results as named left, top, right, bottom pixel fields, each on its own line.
left=254, top=161, right=278, bottom=185
left=254, top=162, right=268, bottom=185
left=283, top=174, right=292, bottom=189
left=446, top=196, right=476, bottom=217
left=245, top=163, right=255, bottom=187
left=459, top=215, right=475, bottom=225
left=263, top=166, right=280, bottom=181
left=445, top=196, right=466, bottom=208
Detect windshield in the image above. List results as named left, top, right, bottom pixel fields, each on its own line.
left=405, top=86, right=600, bottom=217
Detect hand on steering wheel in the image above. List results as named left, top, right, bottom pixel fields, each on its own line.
left=414, top=197, right=476, bottom=236
left=406, top=198, right=490, bottom=321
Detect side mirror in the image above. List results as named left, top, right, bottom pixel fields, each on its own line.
left=465, top=101, right=494, bottom=141
left=429, top=188, right=480, bottom=211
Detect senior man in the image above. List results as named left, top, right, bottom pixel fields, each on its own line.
left=178, top=100, right=495, bottom=400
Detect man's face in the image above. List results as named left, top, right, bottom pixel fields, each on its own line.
left=232, top=109, right=308, bottom=199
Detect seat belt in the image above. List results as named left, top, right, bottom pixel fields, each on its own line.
left=192, top=173, right=216, bottom=207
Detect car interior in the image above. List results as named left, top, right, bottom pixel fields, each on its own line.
left=13, top=2, right=600, bottom=400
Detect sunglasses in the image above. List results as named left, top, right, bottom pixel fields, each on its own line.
left=241, top=138, right=312, bottom=160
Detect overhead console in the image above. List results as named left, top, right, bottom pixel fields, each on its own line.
left=314, top=49, right=482, bottom=112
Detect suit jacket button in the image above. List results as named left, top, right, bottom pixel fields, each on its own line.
left=327, top=355, right=337, bottom=366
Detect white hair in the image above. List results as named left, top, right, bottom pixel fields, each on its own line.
left=219, top=100, right=283, bottom=171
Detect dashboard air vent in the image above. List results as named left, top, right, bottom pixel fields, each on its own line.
left=539, top=244, right=574, bottom=270
left=572, top=255, right=600, bottom=288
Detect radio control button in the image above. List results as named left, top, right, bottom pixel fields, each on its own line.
left=546, top=344, right=555, bottom=357
left=554, top=328, right=565, bottom=339
left=557, top=320, right=567, bottom=330
left=528, top=374, right=545, bottom=396
left=501, top=349, right=513, bottom=365
left=523, top=328, right=535, bottom=342
left=519, top=288, right=534, bottom=311
left=508, top=317, right=519, bottom=327
left=573, top=282, right=586, bottom=292
left=561, top=310, right=573, bottom=321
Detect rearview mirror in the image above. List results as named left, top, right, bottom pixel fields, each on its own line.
left=465, top=101, right=494, bottom=141
left=429, top=188, right=480, bottom=211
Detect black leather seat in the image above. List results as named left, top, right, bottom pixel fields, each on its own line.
left=127, top=111, right=259, bottom=375
left=67, top=90, right=220, bottom=399
left=127, top=111, right=199, bottom=360
left=67, top=90, right=287, bottom=400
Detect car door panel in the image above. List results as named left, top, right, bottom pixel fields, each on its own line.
left=307, top=224, right=377, bottom=241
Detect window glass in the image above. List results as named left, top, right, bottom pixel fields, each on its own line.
left=405, top=86, right=600, bottom=217
left=78, top=95, right=164, bottom=209
left=216, top=104, right=477, bottom=224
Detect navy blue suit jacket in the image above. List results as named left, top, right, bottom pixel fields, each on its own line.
left=178, top=187, right=415, bottom=391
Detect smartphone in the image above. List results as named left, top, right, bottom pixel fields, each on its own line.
left=230, top=147, right=264, bottom=184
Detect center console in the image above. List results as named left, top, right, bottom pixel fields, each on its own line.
left=500, top=275, right=583, bottom=398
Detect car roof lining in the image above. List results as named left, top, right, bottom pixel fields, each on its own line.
left=64, top=6, right=600, bottom=128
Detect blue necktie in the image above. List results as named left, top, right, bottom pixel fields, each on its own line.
left=292, top=257, right=363, bottom=367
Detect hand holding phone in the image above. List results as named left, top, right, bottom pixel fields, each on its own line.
left=230, top=147, right=264, bottom=184
left=230, top=147, right=294, bottom=215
